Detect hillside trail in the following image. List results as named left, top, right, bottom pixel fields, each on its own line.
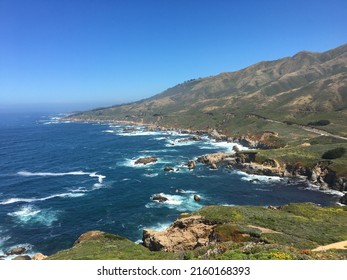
left=312, top=240, right=347, bottom=251
left=256, top=115, right=347, bottom=141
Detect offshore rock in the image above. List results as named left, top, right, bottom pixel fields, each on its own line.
left=7, top=247, right=27, bottom=255
left=135, top=157, right=158, bottom=165
left=152, top=194, right=168, bottom=203
left=142, top=215, right=216, bottom=252
left=163, top=166, right=174, bottom=172
left=194, top=195, right=201, bottom=202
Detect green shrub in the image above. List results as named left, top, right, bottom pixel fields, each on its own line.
left=308, top=120, right=330, bottom=126
left=322, top=147, right=346, bottom=159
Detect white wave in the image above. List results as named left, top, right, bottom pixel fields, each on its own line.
left=0, top=192, right=85, bottom=205
left=103, top=130, right=115, bottom=133
left=145, top=193, right=202, bottom=212
left=93, top=183, right=103, bottom=189
left=18, top=170, right=106, bottom=184
left=117, top=130, right=167, bottom=137
left=89, top=172, right=106, bottom=183
left=68, top=187, right=89, bottom=193
left=175, top=189, right=197, bottom=194
left=165, top=139, right=197, bottom=147
left=200, top=140, right=248, bottom=153
left=143, top=173, right=159, bottom=177
left=154, top=137, right=168, bottom=141
left=237, top=171, right=283, bottom=183
left=8, top=205, right=59, bottom=226
left=304, top=182, right=344, bottom=197
left=147, top=222, right=172, bottom=232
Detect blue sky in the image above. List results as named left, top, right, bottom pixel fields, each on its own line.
left=0, top=0, right=346, bottom=110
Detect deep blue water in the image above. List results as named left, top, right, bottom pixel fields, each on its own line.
left=0, top=112, right=342, bottom=257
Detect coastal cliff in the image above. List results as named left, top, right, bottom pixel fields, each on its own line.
left=48, top=203, right=347, bottom=260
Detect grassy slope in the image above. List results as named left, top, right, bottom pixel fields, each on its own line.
left=48, top=233, right=176, bottom=260
left=49, top=203, right=347, bottom=260
left=254, top=141, right=347, bottom=176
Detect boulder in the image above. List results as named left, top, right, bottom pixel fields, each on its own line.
left=187, top=160, right=196, bottom=170
left=163, top=166, right=174, bottom=172
left=135, top=157, right=158, bottom=165
left=193, top=195, right=201, bottom=202
left=12, top=255, right=31, bottom=260
left=7, top=247, right=27, bottom=255
left=210, top=163, right=217, bottom=169
left=152, top=194, right=168, bottom=203
left=32, top=253, right=48, bottom=260
left=339, top=194, right=347, bottom=205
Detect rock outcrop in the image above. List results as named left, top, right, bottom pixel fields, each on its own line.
left=197, top=151, right=347, bottom=195
left=74, top=230, right=104, bottom=245
left=152, top=194, right=168, bottom=202
left=7, top=247, right=27, bottom=255
left=142, top=215, right=216, bottom=252
left=32, top=253, right=48, bottom=260
left=163, top=166, right=174, bottom=172
left=135, top=157, right=158, bottom=165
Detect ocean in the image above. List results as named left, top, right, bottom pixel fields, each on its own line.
left=0, top=112, right=342, bottom=258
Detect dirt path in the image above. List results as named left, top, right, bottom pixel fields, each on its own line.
left=251, top=113, right=347, bottom=141
left=247, top=225, right=282, bottom=234
left=312, top=240, right=347, bottom=251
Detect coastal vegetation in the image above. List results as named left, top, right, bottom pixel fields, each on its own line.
left=49, top=203, right=347, bottom=260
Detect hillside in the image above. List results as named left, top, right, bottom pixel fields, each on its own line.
left=72, top=43, right=347, bottom=142
left=49, top=203, right=347, bottom=260
left=69, top=44, right=347, bottom=180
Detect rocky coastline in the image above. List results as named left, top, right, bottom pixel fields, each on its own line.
left=63, top=116, right=347, bottom=205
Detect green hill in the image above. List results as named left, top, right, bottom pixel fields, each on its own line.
left=71, top=43, right=347, bottom=141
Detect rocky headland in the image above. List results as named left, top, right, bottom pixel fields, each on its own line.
left=48, top=203, right=347, bottom=260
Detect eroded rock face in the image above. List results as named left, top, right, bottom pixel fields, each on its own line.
left=142, top=215, right=216, bottom=252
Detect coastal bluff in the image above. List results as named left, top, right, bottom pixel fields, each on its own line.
left=48, top=203, right=347, bottom=260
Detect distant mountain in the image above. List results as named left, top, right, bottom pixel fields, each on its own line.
left=73, top=44, right=347, bottom=140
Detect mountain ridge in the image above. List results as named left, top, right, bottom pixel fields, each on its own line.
left=72, top=43, right=347, bottom=141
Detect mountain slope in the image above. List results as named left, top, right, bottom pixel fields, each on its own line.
left=72, top=44, right=347, bottom=140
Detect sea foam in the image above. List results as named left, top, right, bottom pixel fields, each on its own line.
left=8, top=205, right=59, bottom=226
left=145, top=192, right=202, bottom=212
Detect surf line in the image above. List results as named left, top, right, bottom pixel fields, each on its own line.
left=17, top=171, right=106, bottom=183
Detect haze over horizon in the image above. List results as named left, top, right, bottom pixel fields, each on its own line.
left=1, top=0, right=346, bottom=111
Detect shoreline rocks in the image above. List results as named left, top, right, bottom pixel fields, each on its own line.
left=195, top=151, right=347, bottom=204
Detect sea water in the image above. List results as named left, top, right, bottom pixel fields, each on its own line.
left=0, top=112, right=342, bottom=257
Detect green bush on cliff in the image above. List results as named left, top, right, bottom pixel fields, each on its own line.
left=322, top=147, right=346, bottom=159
